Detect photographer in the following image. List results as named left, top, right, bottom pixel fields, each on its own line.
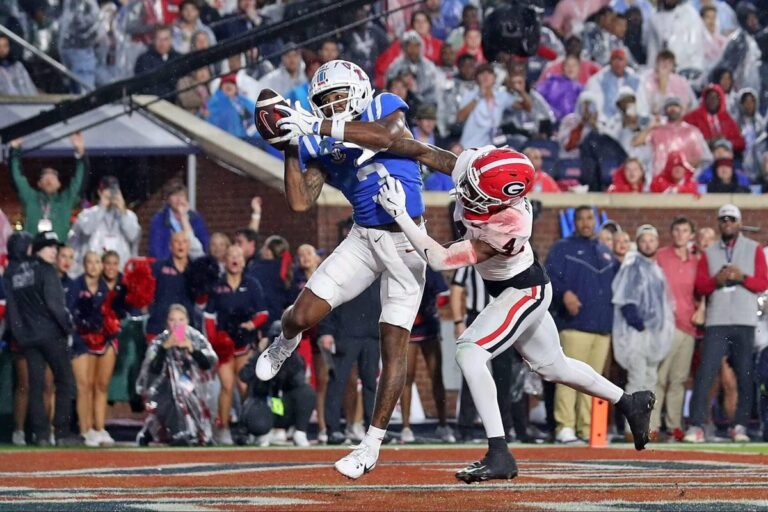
left=239, top=325, right=316, bottom=447
left=136, top=304, right=218, bottom=446
left=67, top=176, right=140, bottom=278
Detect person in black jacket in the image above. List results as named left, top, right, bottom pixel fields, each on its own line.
left=134, top=25, right=181, bottom=100
left=240, top=327, right=316, bottom=447
left=3, top=231, right=80, bottom=446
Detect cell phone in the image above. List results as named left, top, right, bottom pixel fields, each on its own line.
left=172, top=325, right=186, bottom=346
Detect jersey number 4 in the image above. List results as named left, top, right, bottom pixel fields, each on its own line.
left=502, top=237, right=525, bottom=256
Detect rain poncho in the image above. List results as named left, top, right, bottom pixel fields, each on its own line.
left=647, top=1, right=707, bottom=74
left=136, top=326, right=218, bottom=445
left=611, top=254, right=675, bottom=371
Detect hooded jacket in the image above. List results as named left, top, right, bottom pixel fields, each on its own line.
left=607, top=163, right=645, bottom=192
left=3, top=232, right=73, bottom=345
left=683, top=84, right=746, bottom=152
left=650, top=151, right=699, bottom=194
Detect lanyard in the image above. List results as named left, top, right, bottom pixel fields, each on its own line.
left=39, top=196, right=51, bottom=220
left=724, top=239, right=736, bottom=264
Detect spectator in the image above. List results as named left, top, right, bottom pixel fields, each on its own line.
left=707, top=158, right=751, bottom=193
left=501, top=71, right=556, bottom=143
left=208, top=232, right=230, bottom=274
left=547, top=0, right=610, bottom=38
left=735, top=88, right=766, bottom=178
left=712, top=67, right=739, bottom=117
left=247, top=235, right=293, bottom=326
left=557, top=91, right=601, bottom=159
left=608, top=157, right=646, bottom=192
left=208, top=54, right=261, bottom=102
left=446, top=4, right=481, bottom=50
left=633, top=96, right=713, bottom=177
left=136, top=304, right=218, bottom=446
left=341, top=5, right=389, bottom=79
left=457, top=63, right=514, bottom=149
left=585, top=48, right=641, bottom=120
left=148, top=179, right=209, bottom=261
left=437, top=53, right=476, bottom=139
left=207, top=74, right=258, bottom=141
left=0, top=34, right=37, bottom=95
left=647, top=0, right=707, bottom=77
left=119, top=0, right=163, bottom=77
left=613, top=230, right=632, bottom=263
left=171, top=0, right=215, bottom=54
left=147, top=232, right=196, bottom=338
left=652, top=216, right=699, bottom=441
left=650, top=151, right=699, bottom=194
left=601, top=86, right=647, bottom=155
left=214, top=0, right=269, bottom=42
left=9, top=133, right=86, bottom=240
left=715, top=2, right=762, bottom=94
left=683, top=84, right=746, bottom=154
left=686, top=204, right=768, bottom=442
left=258, top=46, right=306, bottom=97
left=545, top=206, right=618, bottom=444
left=385, top=31, right=439, bottom=106
left=400, top=267, right=454, bottom=443
left=315, top=39, right=340, bottom=64
left=582, top=7, right=629, bottom=66
left=536, top=54, right=585, bottom=122
left=636, top=50, right=697, bottom=116
left=697, top=138, right=750, bottom=186
left=285, top=54, right=321, bottom=111
left=176, top=66, right=211, bottom=117
left=4, top=232, right=80, bottom=446
left=701, top=5, right=727, bottom=68
left=424, top=0, right=450, bottom=40
left=455, top=25, right=485, bottom=64
left=240, top=326, right=316, bottom=447
left=598, top=226, right=614, bottom=251
left=204, top=245, right=267, bottom=445
left=0, top=208, right=12, bottom=258
left=612, top=224, right=675, bottom=442
left=58, top=0, right=100, bottom=93
left=538, top=36, right=602, bottom=86
left=318, top=280, right=381, bottom=445
left=67, top=176, right=140, bottom=278
left=523, top=147, right=561, bottom=193
left=134, top=25, right=181, bottom=100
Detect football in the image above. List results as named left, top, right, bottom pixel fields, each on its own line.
left=255, top=88, right=291, bottom=151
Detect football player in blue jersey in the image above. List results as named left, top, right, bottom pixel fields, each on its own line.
left=255, top=59, right=434, bottom=479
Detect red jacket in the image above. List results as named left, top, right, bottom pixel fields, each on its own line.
left=650, top=151, right=698, bottom=194
left=533, top=170, right=561, bottom=192
left=607, top=164, right=644, bottom=193
left=682, top=84, right=745, bottom=153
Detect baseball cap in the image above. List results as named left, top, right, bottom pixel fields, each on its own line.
left=615, top=86, right=636, bottom=105
left=610, top=48, right=627, bottom=60
left=220, top=73, right=237, bottom=86
left=32, top=231, right=63, bottom=253
left=711, top=138, right=733, bottom=152
left=663, top=96, right=682, bottom=110
left=401, top=30, right=421, bottom=46
left=635, top=224, right=659, bottom=240
left=98, top=175, right=120, bottom=191
left=717, top=204, right=741, bottom=220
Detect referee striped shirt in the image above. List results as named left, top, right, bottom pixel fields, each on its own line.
left=451, top=266, right=490, bottom=315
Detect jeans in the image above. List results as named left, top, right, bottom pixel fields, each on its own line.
left=60, top=47, right=96, bottom=94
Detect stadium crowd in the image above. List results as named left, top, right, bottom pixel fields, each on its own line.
left=1, top=0, right=768, bottom=447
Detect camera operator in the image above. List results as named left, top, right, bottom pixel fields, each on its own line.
left=67, top=176, right=140, bottom=278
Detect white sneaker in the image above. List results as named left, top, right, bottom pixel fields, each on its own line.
left=317, top=430, right=328, bottom=444
left=731, top=425, right=750, bottom=443
left=12, top=430, right=26, bottom=446
left=334, top=443, right=379, bottom=479
left=257, top=433, right=271, bottom=447
left=293, top=430, right=310, bottom=447
left=400, top=427, right=415, bottom=443
left=255, top=335, right=299, bottom=381
left=271, top=428, right=288, bottom=444
left=83, top=429, right=101, bottom=447
left=436, top=425, right=456, bottom=443
left=555, top=427, right=579, bottom=444
left=215, top=428, right=234, bottom=446
left=683, top=426, right=705, bottom=443
left=96, top=429, right=115, bottom=447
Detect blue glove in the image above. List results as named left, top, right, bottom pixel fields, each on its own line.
left=621, top=304, right=645, bottom=332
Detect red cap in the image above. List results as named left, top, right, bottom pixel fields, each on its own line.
left=610, top=48, right=627, bottom=60
left=220, top=73, right=237, bottom=86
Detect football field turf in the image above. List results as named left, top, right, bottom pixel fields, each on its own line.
left=1, top=443, right=767, bottom=511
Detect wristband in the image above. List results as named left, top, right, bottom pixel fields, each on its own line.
left=251, top=213, right=261, bottom=219
left=331, top=119, right=346, bottom=140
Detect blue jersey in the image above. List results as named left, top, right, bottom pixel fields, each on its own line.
left=298, top=93, right=424, bottom=226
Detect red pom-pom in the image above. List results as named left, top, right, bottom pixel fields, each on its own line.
left=82, top=332, right=105, bottom=352
left=101, top=291, right=122, bottom=337
left=211, top=331, right=235, bottom=365
left=123, top=257, right=156, bottom=309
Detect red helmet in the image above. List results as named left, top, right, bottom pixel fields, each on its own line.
left=457, top=148, right=535, bottom=215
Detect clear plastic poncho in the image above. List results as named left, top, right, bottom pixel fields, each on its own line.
left=136, top=326, right=219, bottom=445
left=611, top=254, right=676, bottom=369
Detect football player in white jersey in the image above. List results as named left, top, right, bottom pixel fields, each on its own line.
left=376, top=142, right=656, bottom=483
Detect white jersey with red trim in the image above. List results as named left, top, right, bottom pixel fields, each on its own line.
left=453, top=197, right=535, bottom=282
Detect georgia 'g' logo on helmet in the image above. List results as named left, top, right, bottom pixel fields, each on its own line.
left=457, top=148, right=535, bottom=215
left=309, top=60, right=373, bottom=122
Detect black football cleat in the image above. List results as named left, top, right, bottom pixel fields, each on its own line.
left=619, top=391, right=656, bottom=451
left=455, top=450, right=518, bottom=484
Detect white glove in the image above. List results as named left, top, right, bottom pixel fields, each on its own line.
left=276, top=101, right=323, bottom=138
left=375, top=176, right=407, bottom=219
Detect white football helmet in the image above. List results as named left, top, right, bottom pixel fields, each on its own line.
left=309, top=60, right=373, bottom=122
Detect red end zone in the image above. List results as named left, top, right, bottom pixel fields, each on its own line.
left=0, top=446, right=766, bottom=511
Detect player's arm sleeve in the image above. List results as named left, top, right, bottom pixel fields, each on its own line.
left=392, top=215, right=478, bottom=271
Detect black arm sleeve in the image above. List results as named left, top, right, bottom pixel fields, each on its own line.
left=149, top=346, right=167, bottom=375
left=191, top=349, right=212, bottom=370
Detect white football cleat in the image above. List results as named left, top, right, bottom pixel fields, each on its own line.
left=256, top=335, right=299, bottom=381
left=334, top=443, right=378, bottom=479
